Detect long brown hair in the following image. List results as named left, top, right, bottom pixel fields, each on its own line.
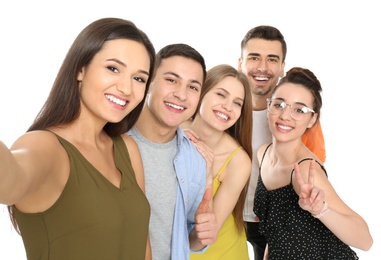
left=9, top=17, right=156, bottom=234
left=28, top=17, right=156, bottom=135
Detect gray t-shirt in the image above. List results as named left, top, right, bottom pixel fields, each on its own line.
left=127, top=126, right=177, bottom=260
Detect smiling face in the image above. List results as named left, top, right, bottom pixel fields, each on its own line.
left=268, top=83, right=317, bottom=142
left=77, top=39, right=150, bottom=124
left=144, top=55, right=204, bottom=130
left=239, top=38, right=285, bottom=109
left=198, top=76, right=245, bottom=131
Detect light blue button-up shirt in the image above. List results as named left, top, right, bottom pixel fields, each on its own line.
left=171, top=127, right=208, bottom=260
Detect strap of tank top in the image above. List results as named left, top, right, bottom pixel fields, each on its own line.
left=290, top=158, right=327, bottom=182
left=216, top=146, right=243, bottom=178
left=259, top=143, right=273, bottom=169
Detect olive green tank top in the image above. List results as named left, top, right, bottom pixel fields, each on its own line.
left=13, top=134, right=150, bottom=260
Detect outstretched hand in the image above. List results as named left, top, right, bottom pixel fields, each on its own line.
left=294, top=160, right=325, bottom=215
left=194, top=188, right=218, bottom=246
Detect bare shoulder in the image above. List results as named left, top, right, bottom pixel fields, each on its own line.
left=11, top=130, right=70, bottom=180
left=120, top=133, right=141, bottom=161
left=227, top=146, right=251, bottom=178
left=296, top=158, right=327, bottom=182
left=11, top=130, right=64, bottom=157
left=235, top=147, right=251, bottom=165
left=257, top=143, right=271, bottom=162
left=120, top=133, right=139, bottom=151
left=120, top=134, right=144, bottom=189
left=7, top=130, right=70, bottom=209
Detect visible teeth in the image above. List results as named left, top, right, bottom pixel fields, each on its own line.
left=278, top=124, right=292, bottom=130
left=105, top=94, right=126, bottom=106
left=255, top=76, right=268, bottom=81
left=165, top=102, right=184, bottom=110
left=216, top=112, right=228, bottom=120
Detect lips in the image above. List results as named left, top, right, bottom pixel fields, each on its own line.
left=165, top=102, right=185, bottom=110
left=215, top=111, right=229, bottom=121
left=254, top=76, right=270, bottom=81
left=277, top=123, right=292, bottom=130
left=105, top=94, right=127, bottom=107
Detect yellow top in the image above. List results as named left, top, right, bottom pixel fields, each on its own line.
left=191, top=146, right=249, bottom=260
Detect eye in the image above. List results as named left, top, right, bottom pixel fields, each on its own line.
left=273, top=101, right=285, bottom=109
left=165, top=78, right=176, bottom=84
left=295, top=106, right=308, bottom=114
left=216, top=92, right=226, bottom=98
left=189, top=85, right=200, bottom=92
left=248, top=56, right=259, bottom=61
left=107, top=66, right=119, bottom=73
left=134, top=76, right=147, bottom=84
left=234, top=101, right=243, bottom=107
left=268, top=57, right=279, bottom=63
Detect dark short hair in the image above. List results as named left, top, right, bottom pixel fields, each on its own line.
left=154, top=43, right=207, bottom=84
left=241, top=25, right=287, bottom=63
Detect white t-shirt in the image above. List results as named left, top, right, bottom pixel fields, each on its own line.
left=243, top=110, right=272, bottom=222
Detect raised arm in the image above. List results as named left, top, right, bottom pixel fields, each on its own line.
left=1, top=131, right=67, bottom=208
left=293, top=161, right=373, bottom=251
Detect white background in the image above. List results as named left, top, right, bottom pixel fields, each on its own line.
left=0, top=1, right=379, bottom=259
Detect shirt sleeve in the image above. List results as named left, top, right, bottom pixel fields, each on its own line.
left=302, top=120, right=326, bottom=163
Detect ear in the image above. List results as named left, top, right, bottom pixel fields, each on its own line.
left=77, top=67, right=85, bottom=81
left=280, top=61, right=286, bottom=78
left=238, top=57, right=242, bottom=71
left=307, top=113, right=318, bottom=128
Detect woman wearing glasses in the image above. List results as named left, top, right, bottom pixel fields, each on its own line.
left=253, top=67, right=373, bottom=259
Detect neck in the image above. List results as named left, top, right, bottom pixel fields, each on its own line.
left=190, top=116, right=224, bottom=150
left=270, top=138, right=305, bottom=165
left=135, top=109, right=177, bottom=143
left=252, top=94, right=268, bottom=111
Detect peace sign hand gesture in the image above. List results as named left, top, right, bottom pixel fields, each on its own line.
left=294, top=160, right=327, bottom=217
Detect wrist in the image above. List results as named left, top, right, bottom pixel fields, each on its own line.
left=312, top=201, right=329, bottom=219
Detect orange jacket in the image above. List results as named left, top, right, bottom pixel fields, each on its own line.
left=302, top=120, right=326, bottom=163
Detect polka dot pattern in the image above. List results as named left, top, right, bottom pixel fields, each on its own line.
left=254, top=158, right=359, bottom=259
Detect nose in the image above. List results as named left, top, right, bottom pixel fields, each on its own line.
left=222, top=101, right=232, bottom=112
left=173, top=85, right=187, bottom=101
left=116, top=79, right=132, bottom=95
left=257, top=59, right=268, bottom=72
left=279, top=104, right=292, bottom=120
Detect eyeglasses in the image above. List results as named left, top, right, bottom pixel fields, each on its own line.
left=266, top=98, right=315, bottom=121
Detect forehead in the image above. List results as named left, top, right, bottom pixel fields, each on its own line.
left=156, top=56, right=203, bottom=82
left=273, top=83, right=313, bottom=105
left=243, top=38, right=283, bottom=59
left=97, top=39, right=150, bottom=69
left=211, top=76, right=245, bottom=98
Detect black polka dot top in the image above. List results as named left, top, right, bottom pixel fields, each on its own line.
left=254, top=144, right=359, bottom=259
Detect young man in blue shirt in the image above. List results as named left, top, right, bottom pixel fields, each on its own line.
left=128, top=43, right=218, bottom=260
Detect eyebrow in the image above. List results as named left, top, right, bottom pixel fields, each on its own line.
left=273, top=97, right=308, bottom=107
left=248, top=53, right=280, bottom=60
left=163, top=71, right=202, bottom=87
left=217, top=87, right=244, bottom=102
left=107, top=58, right=150, bottom=76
